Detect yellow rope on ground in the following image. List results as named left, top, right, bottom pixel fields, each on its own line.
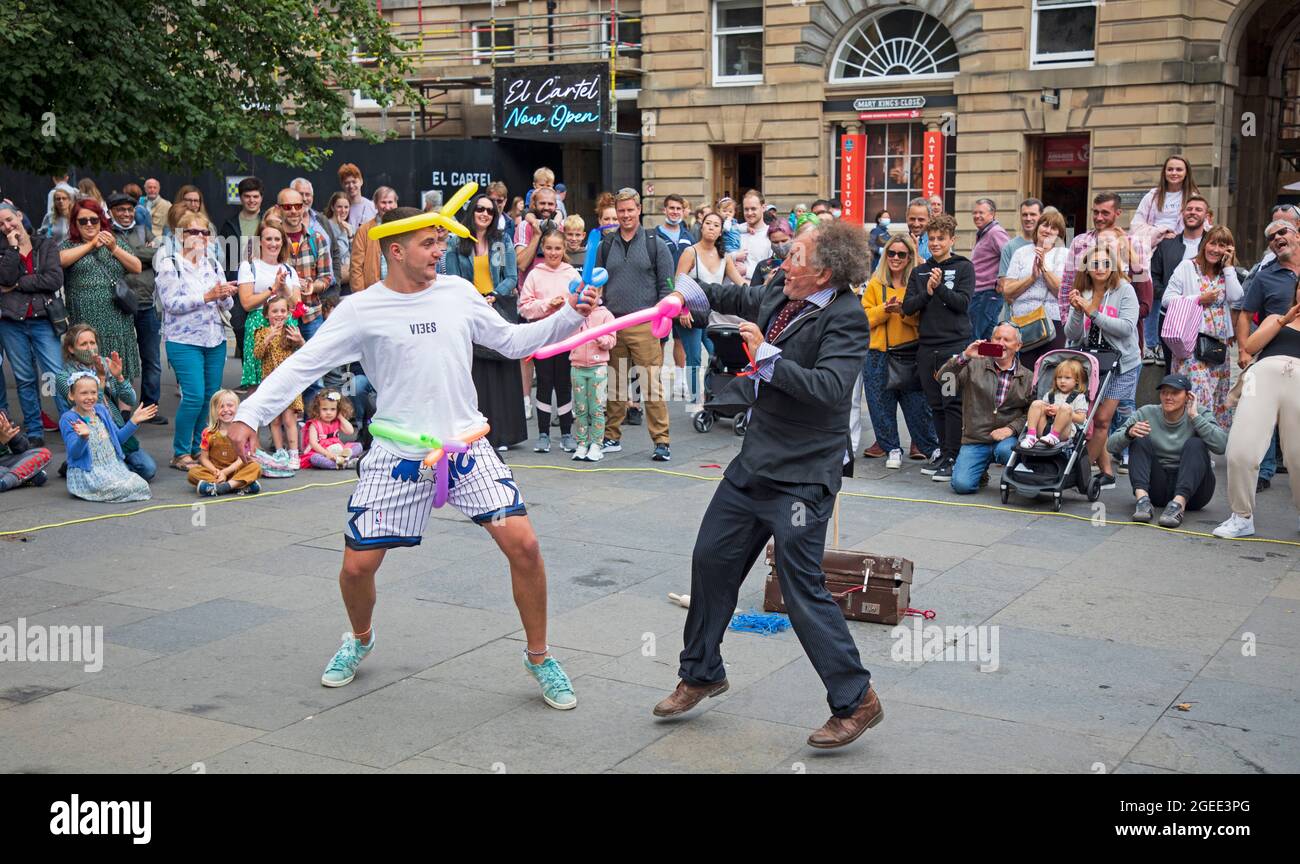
left=2, top=465, right=1298, bottom=548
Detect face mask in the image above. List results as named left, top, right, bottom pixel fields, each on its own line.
left=832, top=209, right=842, bottom=219
left=772, top=241, right=791, bottom=259
left=665, top=215, right=682, bottom=226
left=73, top=348, right=97, bottom=366
left=878, top=218, right=890, bottom=228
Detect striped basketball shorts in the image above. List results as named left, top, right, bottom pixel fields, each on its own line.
left=344, top=440, right=526, bottom=551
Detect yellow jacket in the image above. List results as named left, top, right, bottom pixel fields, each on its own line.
left=862, top=273, right=921, bottom=352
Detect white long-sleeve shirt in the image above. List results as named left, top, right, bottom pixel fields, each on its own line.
left=1159, top=258, right=1243, bottom=340
left=235, top=275, right=585, bottom=459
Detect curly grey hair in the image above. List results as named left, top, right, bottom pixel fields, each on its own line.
left=808, top=220, right=872, bottom=287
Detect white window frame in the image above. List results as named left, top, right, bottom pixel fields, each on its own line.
left=827, top=10, right=960, bottom=86
left=712, top=0, right=764, bottom=87
left=473, top=20, right=516, bottom=105
left=351, top=45, right=381, bottom=109
left=1030, top=0, right=1098, bottom=68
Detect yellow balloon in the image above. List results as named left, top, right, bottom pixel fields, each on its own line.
left=367, top=210, right=471, bottom=241
left=441, top=181, right=479, bottom=219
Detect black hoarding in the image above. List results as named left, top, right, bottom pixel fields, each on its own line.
left=494, top=63, right=607, bottom=142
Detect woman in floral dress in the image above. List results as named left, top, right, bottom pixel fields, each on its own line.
left=1158, top=226, right=1241, bottom=427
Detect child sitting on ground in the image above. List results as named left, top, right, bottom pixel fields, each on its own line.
left=1021, top=359, right=1089, bottom=449
left=300, top=391, right=362, bottom=470
left=189, top=389, right=262, bottom=496
left=252, top=294, right=305, bottom=476
left=60, top=371, right=156, bottom=502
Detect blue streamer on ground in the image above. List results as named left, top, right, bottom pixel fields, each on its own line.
left=728, top=610, right=792, bottom=635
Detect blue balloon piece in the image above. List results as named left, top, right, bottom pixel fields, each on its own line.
left=589, top=267, right=609, bottom=287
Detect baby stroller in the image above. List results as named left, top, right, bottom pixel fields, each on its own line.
left=1000, top=348, right=1117, bottom=511
left=693, top=313, right=752, bottom=436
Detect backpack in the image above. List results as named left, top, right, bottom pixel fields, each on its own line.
left=597, top=227, right=663, bottom=291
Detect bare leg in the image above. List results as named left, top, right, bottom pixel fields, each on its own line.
left=269, top=420, right=284, bottom=452
left=1025, top=401, right=1046, bottom=435
left=482, top=514, right=550, bottom=661
left=1088, top=399, right=1118, bottom=474
left=1050, top=408, right=1075, bottom=437
left=339, top=546, right=384, bottom=636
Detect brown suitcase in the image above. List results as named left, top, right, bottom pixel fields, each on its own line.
left=762, top=542, right=913, bottom=625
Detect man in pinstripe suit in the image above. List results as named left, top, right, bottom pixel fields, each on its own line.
left=230, top=206, right=603, bottom=710
left=652, top=221, right=884, bottom=749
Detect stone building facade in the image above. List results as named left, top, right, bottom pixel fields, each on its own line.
left=638, top=0, right=1300, bottom=257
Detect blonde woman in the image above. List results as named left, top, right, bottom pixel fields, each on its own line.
left=1001, top=207, right=1069, bottom=370
left=155, top=211, right=237, bottom=469
left=861, top=233, right=938, bottom=468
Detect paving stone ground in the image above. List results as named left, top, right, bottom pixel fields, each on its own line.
left=1, top=357, right=1297, bottom=773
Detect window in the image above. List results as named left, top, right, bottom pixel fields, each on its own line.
left=830, top=10, right=959, bottom=83
left=351, top=43, right=381, bottom=109
left=1031, top=0, right=1097, bottom=66
left=831, top=124, right=957, bottom=216
left=473, top=20, right=516, bottom=105
left=713, top=0, right=763, bottom=85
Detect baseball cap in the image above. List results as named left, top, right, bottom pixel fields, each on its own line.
left=555, top=183, right=567, bottom=193
left=1157, top=373, right=1192, bottom=392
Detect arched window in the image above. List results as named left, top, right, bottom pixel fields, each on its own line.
left=830, top=10, right=960, bottom=83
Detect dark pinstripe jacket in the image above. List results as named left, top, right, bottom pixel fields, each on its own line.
left=691, top=269, right=868, bottom=496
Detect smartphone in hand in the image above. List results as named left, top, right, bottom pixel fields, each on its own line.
left=977, top=342, right=1005, bottom=358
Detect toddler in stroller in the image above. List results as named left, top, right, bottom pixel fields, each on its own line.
left=1001, top=349, right=1114, bottom=510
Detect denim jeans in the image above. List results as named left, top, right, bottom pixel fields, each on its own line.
left=300, top=316, right=324, bottom=410
left=124, top=447, right=157, bottom=481
left=0, top=317, right=69, bottom=437
left=673, top=323, right=705, bottom=404
left=134, top=305, right=162, bottom=407
left=862, top=350, right=939, bottom=455
left=1260, top=427, right=1280, bottom=481
left=968, top=290, right=1002, bottom=342
left=951, top=437, right=1018, bottom=494
left=167, top=341, right=226, bottom=457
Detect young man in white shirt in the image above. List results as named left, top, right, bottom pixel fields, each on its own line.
left=229, top=206, right=602, bottom=710
left=733, top=189, right=773, bottom=281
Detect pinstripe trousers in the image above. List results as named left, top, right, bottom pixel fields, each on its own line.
left=679, top=477, right=872, bottom=717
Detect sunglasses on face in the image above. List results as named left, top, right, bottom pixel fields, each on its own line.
left=885, top=250, right=909, bottom=259
left=75, top=218, right=99, bottom=227
left=183, top=229, right=211, bottom=237
left=473, top=205, right=495, bottom=214
left=280, top=203, right=304, bottom=211
left=1268, top=229, right=1294, bottom=242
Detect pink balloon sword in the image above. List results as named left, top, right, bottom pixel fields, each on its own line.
left=533, top=291, right=685, bottom=360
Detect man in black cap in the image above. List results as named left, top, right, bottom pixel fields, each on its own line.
left=108, top=192, right=165, bottom=421
left=1106, top=373, right=1227, bottom=527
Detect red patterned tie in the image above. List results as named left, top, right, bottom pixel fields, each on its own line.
left=765, top=298, right=808, bottom=343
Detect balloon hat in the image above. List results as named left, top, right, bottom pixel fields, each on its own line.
left=367, top=181, right=479, bottom=241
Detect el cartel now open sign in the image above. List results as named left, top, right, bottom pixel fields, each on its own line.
left=494, top=63, right=606, bottom=141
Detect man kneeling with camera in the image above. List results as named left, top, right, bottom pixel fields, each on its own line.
left=937, top=324, right=1034, bottom=493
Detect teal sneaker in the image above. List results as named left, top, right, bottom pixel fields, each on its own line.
left=321, top=630, right=374, bottom=687
left=524, top=655, right=577, bottom=710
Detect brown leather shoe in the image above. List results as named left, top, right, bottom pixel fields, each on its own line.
left=652, top=679, right=730, bottom=717
left=862, top=442, right=886, bottom=458
left=807, top=687, right=883, bottom=749
left=908, top=443, right=927, bottom=460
